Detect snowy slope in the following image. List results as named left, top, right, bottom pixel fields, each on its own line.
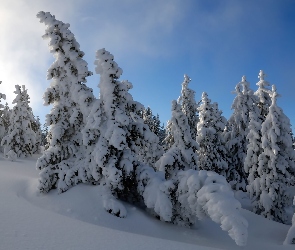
left=0, top=154, right=293, bottom=250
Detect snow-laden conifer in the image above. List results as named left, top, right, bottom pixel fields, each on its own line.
left=82, top=48, right=163, bottom=216
left=152, top=114, right=161, bottom=136
left=158, top=123, right=166, bottom=146
left=155, top=100, right=198, bottom=179
left=41, top=122, right=49, bottom=148
left=244, top=72, right=272, bottom=208
left=197, top=92, right=228, bottom=177
left=244, top=111, right=263, bottom=204
left=143, top=107, right=162, bottom=138
left=255, top=85, right=295, bottom=223
left=177, top=74, right=199, bottom=140
left=1, top=85, right=36, bottom=158
left=225, top=76, right=259, bottom=191
left=31, top=116, right=42, bottom=154
left=137, top=166, right=248, bottom=246
left=143, top=106, right=154, bottom=131
left=163, top=119, right=174, bottom=151
left=0, top=91, right=6, bottom=151
left=255, top=70, right=271, bottom=118
left=2, top=102, right=11, bottom=134
left=36, top=11, right=95, bottom=193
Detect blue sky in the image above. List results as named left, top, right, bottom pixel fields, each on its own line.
left=1, top=0, right=295, bottom=129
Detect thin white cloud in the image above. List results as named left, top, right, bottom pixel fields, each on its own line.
left=78, top=0, right=187, bottom=59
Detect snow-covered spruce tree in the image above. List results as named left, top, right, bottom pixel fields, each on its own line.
left=244, top=72, right=272, bottom=207
left=155, top=100, right=198, bottom=179
left=36, top=11, right=95, bottom=193
left=82, top=48, right=163, bottom=216
left=255, top=85, right=295, bottom=223
left=225, top=76, right=259, bottom=191
left=0, top=91, right=6, bottom=149
left=2, top=102, right=11, bottom=134
left=158, top=123, right=166, bottom=146
left=31, top=116, right=42, bottom=154
left=196, top=92, right=228, bottom=177
left=153, top=100, right=198, bottom=228
left=143, top=107, right=162, bottom=139
left=1, top=85, right=36, bottom=158
left=41, top=122, right=49, bottom=148
left=177, top=74, right=199, bottom=140
left=254, top=70, right=271, bottom=119
left=143, top=106, right=153, bottom=130
left=244, top=111, right=263, bottom=205
left=152, top=114, right=161, bottom=136
left=163, top=119, right=174, bottom=151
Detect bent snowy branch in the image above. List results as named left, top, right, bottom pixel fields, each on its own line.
left=137, top=166, right=248, bottom=246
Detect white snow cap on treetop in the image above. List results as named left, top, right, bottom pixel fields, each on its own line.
left=182, top=74, right=191, bottom=87
left=257, top=70, right=270, bottom=86
left=270, top=84, right=280, bottom=105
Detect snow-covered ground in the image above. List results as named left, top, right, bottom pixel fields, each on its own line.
left=0, top=154, right=293, bottom=250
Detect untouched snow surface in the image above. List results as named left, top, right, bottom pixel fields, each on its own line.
left=0, top=154, right=293, bottom=250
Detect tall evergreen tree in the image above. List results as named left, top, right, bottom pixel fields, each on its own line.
left=164, top=74, right=198, bottom=151
left=152, top=114, right=161, bottom=136
left=0, top=91, right=6, bottom=152
left=143, top=106, right=153, bottom=130
left=244, top=111, right=263, bottom=203
left=36, top=11, right=95, bottom=193
left=158, top=123, right=166, bottom=146
left=225, top=76, right=260, bottom=191
left=156, top=100, right=198, bottom=179
left=254, top=70, right=271, bottom=118
left=245, top=71, right=272, bottom=205
left=31, top=116, right=42, bottom=154
left=2, top=102, right=11, bottom=134
left=177, top=74, right=199, bottom=140
left=82, top=49, right=163, bottom=216
left=163, top=119, right=174, bottom=151
left=143, top=107, right=161, bottom=136
left=255, top=85, right=295, bottom=223
left=196, top=92, right=228, bottom=177
left=1, top=85, right=36, bottom=158
left=41, top=122, right=49, bottom=148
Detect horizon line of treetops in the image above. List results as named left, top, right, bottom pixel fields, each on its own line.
left=1, top=11, right=295, bottom=246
